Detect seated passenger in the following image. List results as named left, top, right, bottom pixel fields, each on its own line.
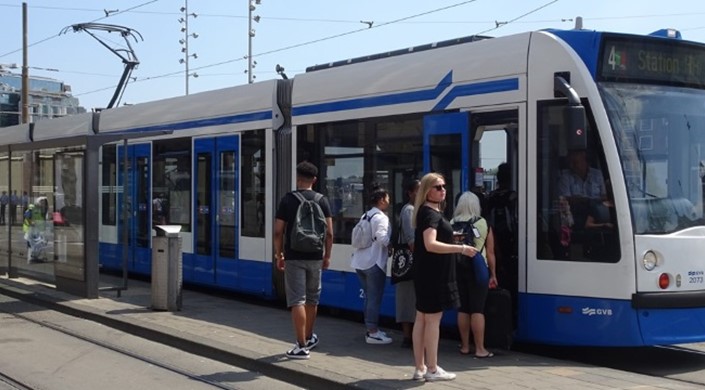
left=558, top=149, right=606, bottom=229
left=558, top=149, right=605, bottom=199
left=584, top=181, right=619, bottom=260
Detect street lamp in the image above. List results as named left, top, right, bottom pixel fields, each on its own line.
left=179, top=1, right=198, bottom=95
left=247, top=0, right=262, bottom=83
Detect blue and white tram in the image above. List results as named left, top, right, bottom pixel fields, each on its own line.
left=95, top=27, right=705, bottom=347
left=290, top=27, right=705, bottom=346
left=98, top=80, right=285, bottom=297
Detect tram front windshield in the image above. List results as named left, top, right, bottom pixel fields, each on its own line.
left=600, top=83, right=705, bottom=234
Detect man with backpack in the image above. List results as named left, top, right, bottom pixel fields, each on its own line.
left=274, top=161, right=333, bottom=360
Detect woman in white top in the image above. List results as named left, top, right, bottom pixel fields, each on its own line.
left=351, top=186, right=392, bottom=344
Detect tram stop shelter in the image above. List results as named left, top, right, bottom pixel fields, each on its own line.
left=0, top=112, right=169, bottom=298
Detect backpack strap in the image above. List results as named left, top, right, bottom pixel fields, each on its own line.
left=291, top=191, right=306, bottom=204
left=459, top=216, right=486, bottom=254
left=292, top=190, right=323, bottom=204
left=474, top=217, right=487, bottom=254
left=365, top=210, right=380, bottom=243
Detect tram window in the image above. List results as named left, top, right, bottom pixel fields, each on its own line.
left=153, top=138, right=192, bottom=232
left=298, top=116, right=423, bottom=245
left=536, top=101, right=620, bottom=263
left=101, top=145, right=117, bottom=226
left=241, top=130, right=266, bottom=238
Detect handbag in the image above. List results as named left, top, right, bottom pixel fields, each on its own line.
left=391, top=209, right=414, bottom=284
left=471, top=251, right=490, bottom=284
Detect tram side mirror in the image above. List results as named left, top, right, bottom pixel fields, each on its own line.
left=564, top=105, right=587, bottom=150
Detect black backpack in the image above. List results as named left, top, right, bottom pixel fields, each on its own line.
left=452, top=216, right=483, bottom=249
left=289, top=191, right=327, bottom=253
left=486, top=190, right=517, bottom=237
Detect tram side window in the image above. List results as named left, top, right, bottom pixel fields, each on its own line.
left=536, top=101, right=620, bottom=263
left=153, top=138, right=192, bottom=232
left=297, top=116, right=423, bottom=245
left=241, top=130, right=265, bottom=237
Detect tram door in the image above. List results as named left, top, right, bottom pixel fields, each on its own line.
left=193, top=136, right=239, bottom=284
left=117, top=143, right=152, bottom=274
left=423, top=112, right=470, bottom=217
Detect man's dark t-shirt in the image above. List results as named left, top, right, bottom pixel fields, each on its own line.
left=275, top=189, right=332, bottom=260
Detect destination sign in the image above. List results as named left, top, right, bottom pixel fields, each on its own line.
left=599, top=36, right=705, bottom=88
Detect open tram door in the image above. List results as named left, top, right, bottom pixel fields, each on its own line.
left=423, top=112, right=470, bottom=217
left=117, top=143, right=152, bottom=274
left=193, top=136, right=240, bottom=285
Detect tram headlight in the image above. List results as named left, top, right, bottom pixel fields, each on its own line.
left=642, top=250, right=658, bottom=271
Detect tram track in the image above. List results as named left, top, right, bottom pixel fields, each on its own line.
left=0, top=300, right=242, bottom=390
left=0, top=371, right=34, bottom=390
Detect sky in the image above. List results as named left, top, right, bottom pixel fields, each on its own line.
left=2, top=0, right=705, bottom=111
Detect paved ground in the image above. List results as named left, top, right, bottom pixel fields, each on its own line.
left=0, top=275, right=699, bottom=390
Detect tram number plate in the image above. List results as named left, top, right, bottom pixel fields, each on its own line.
left=688, top=271, right=704, bottom=284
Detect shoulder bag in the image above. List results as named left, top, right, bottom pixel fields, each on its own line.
left=391, top=207, right=414, bottom=284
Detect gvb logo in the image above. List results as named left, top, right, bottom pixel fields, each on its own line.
left=581, top=307, right=613, bottom=316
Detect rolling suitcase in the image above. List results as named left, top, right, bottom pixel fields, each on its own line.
left=484, top=288, right=513, bottom=349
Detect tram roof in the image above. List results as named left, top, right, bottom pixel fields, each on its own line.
left=291, top=31, right=531, bottom=125
left=305, top=34, right=492, bottom=72
left=97, top=80, right=281, bottom=135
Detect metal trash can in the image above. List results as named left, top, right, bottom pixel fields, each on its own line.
left=152, top=225, right=183, bottom=311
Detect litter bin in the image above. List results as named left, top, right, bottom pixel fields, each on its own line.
left=152, top=225, right=183, bottom=311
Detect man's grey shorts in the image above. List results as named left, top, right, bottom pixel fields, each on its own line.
left=284, top=259, right=323, bottom=307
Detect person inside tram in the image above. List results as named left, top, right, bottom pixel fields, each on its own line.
left=583, top=180, right=619, bottom=260
left=557, top=149, right=606, bottom=231
left=153, top=193, right=167, bottom=225
left=558, top=149, right=606, bottom=199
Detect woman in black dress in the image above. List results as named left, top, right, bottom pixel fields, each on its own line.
left=410, top=172, right=477, bottom=382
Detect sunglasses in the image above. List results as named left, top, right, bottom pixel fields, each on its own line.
left=432, top=184, right=446, bottom=191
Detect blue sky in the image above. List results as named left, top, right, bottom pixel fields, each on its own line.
left=2, top=0, right=705, bottom=110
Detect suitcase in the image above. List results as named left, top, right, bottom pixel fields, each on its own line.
left=484, top=288, right=514, bottom=349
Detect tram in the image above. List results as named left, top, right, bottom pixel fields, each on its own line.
left=30, top=27, right=705, bottom=347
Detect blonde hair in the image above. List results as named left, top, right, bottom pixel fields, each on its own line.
left=412, top=172, right=445, bottom=228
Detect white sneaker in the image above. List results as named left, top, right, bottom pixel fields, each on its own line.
left=412, top=366, right=427, bottom=381
left=424, top=366, right=456, bottom=381
left=366, top=331, right=393, bottom=344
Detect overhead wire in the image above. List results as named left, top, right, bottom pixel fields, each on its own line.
left=30, top=0, right=702, bottom=101
left=4, top=2, right=705, bottom=23
left=74, top=0, right=485, bottom=97
left=0, top=0, right=159, bottom=59
left=474, top=0, right=560, bottom=35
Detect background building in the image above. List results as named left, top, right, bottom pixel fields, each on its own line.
left=0, top=70, right=85, bottom=127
